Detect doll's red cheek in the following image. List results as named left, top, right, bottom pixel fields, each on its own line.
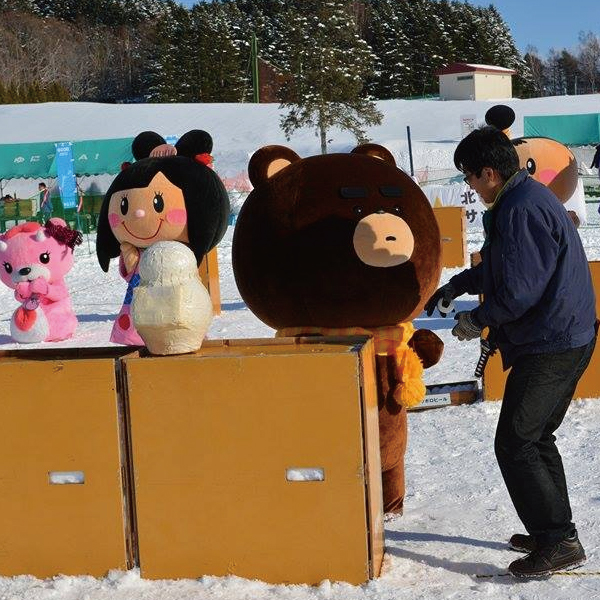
left=166, top=209, right=187, bottom=225
left=108, top=213, right=121, bottom=228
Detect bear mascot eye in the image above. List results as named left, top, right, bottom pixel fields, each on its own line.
left=3, top=262, right=12, bottom=274
left=39, top=252, right=50, bottom=264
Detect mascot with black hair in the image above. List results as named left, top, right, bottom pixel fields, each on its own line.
left=96, top=130, right=230, bottom=345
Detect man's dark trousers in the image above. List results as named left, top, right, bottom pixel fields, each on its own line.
left=495, top=338, right=596, bottom=548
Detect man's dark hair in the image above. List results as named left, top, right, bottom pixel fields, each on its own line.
left=454, top=125, right=520, bottom=182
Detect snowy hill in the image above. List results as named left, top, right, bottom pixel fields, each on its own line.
left=1, top=94, right=599, bottom=195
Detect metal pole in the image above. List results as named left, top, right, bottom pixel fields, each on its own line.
left=407, top=125, right=414, bottom=177
left=251, top=33, right=260, bottom=104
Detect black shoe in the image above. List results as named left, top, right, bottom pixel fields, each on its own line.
left=508, top=535, right=586, bottom=577
left=509, top=533, right=536, bottom=553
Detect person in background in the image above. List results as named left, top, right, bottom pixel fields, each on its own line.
left=591, top=144, right=600, bottom=182
left=425, top=126, right=597, bottom=578
left=3, top=194, right=15, bottom=203
left=76, top=183, right=84, bottom=213
left=592, top=143, right=600, bottom=219
left=39, top=182, right=52, bottom=221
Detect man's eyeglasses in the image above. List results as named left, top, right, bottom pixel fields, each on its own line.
left=463, top=170, right=481, bottom=185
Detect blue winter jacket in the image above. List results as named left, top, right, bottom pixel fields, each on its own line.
left=450, top=169, right=596, bottom=369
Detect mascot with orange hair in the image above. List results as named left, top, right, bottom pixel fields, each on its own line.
left=485, top=105, right=581, bottom=225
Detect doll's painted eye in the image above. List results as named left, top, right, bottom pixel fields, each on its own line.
left=3, top=262, right=12, bottom=274
left=153, top=193, right=164, bottom=213
left=391, top=205, right=401, bottom=214
left=353, top=205, right=364, bottom=216
left=526, top=158, right=536, bottom=175
left=120, top=196, right=129, bottom=215
left=39, top=252, right=50, bottom=264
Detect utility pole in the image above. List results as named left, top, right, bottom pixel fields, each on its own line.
left=251, top=33, right=260, bottom=103
left=407, top=126, right=414, bottom=177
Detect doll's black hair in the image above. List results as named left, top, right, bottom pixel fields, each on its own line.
left=96, top=130, right=230, bottom=272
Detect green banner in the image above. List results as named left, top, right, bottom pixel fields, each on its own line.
left=0, top=141, right=56, bottom=179
left=524, top=113, right=600, bottom=145
left=0, top=137, right=134, bottom=179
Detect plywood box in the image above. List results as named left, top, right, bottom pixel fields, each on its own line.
left=198, top=247, right=221, bottom=315
left=0, top=347, right=135, bottom=577
left=483, top=261, right=600, bottom=401
left=122, top=337, right=384, bottom=584
left=433, top=206, right=467, bottom=268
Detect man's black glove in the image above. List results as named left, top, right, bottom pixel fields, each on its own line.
left=451, top=311, right=482, bottom=341
left=424, top=282, right=457, bottom=317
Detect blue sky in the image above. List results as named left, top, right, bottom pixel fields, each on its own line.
left=177, top=0, right=598, bottom=58
left=468, top=0, right=598, bottom=56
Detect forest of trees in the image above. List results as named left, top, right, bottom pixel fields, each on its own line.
left=0, top=0, right=598, bottom=105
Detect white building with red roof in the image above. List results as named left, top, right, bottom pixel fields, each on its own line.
left=435, top=62, right=516, bottom=101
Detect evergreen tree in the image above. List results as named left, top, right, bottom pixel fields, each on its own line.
left=30, top=0, right=168, bottom=26
left=7, top=83, right=20, bottom=103
left=557, top=50, right=582, bottom=95
left=0, top=0, right=34, bottom=11
left=46, top=81, right=70, bottom=101
left=280, top=0, right=382, bottom=154
left=474, top=5, right=534, bottom=97
left=365, top=0, right=413, bottom=98
left=187, top=3, right=245, bottom=102
left=145, top=1, right=193, bottom=101
left=524, top=47, right=546, bottom=97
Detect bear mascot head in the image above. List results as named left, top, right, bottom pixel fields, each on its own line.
left=96, top=129, right=230, bottom=346
left=232, top=143, right=444, bottom=513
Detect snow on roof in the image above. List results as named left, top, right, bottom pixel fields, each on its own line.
left=435, top=62, right=516, bottom=76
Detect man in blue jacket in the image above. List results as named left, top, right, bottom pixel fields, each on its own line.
left=425, top=126, right=597, bottom=577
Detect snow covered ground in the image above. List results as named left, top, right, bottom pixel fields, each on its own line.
left=2, top=216, right=600, bottom=599
left=1, top=96, right=600, bottom=599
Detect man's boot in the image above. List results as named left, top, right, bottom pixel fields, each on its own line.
left=508, top=534, right=586, bottom=577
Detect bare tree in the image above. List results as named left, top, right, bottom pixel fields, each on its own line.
left=578, top=31, right=600, bottom=93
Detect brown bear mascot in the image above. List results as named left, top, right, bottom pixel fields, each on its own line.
left=232, top=143, right=444, bottom=514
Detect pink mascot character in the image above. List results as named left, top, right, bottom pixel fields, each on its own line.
left=0, top=219, right=82, bottom=343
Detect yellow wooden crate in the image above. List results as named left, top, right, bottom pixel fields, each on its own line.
left=483, top=261, right=600, bottom=400
left=122, top=337, right=384, bottom=584
left=433, top=206, right=467, bottom=268
left=0, top=347, right=135, bottom=577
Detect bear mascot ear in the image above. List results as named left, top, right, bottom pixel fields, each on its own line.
left=131, top=131, right=167, bottom=160
left=351, top=143, right=396, bottom=166
left=485, top=104, right=515, bottom=136
left=248, top=145, right=300, bottom=187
